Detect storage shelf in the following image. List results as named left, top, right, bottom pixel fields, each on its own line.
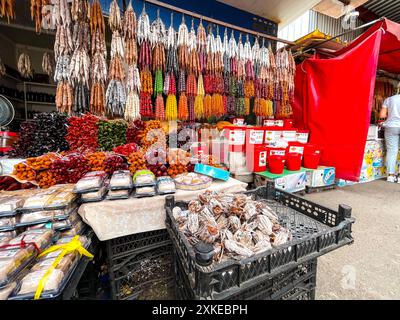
left=23, top=81, right=56, bottom=88
left=1, top=95, right=24, bottom=104
left=26, top=101, right=55, bottom=106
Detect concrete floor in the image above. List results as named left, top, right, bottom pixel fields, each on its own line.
left=303, top=180, right=400, bottom=300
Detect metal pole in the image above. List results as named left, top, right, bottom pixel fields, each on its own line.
left=293, top=17, right=385, bottom=57
left=143, top=0, right=295, bottom=45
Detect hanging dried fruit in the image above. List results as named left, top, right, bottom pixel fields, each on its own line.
left=17, top=53, right=33, bottom=79
left=1, top=0, right=16, bottom=24
left=41, top=52, right=54, bottom=77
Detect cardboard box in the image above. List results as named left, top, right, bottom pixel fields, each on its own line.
left=306, top=166, right=335, bottom=188
left=256, top=169, right=307, bottom=193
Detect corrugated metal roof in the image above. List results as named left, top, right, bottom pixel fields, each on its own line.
left=364, top=0, right=400, bottom=23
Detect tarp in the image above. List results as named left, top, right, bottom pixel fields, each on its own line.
left=294, top=18, right=400, bottom=181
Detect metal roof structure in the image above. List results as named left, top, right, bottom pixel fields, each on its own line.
left=364, top=0, right=400, bottom=23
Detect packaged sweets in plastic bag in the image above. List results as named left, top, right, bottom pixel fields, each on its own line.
left=10, top=233, right=93, bottom=299
left=0, top=282, right=16, bottom=300
left=73, top=171, right=107, bottom=193
left=0, top=247, right=34, bottom=288
left=106, top=189, right=131, bottom=200
left=38, top=235, right=90, bottom=261
left=18, top=211, right=54, bottom=226
left=156, top=176, right=176, bottom=195
left=31, top=254, right=77, bottom=273
left=43, top=190, right=77, bottom=210
left=52, top=212, right=80, bottom=231
left=174, top=172, right=212, bottom=190
left=133, top=170, right=156, bottom=187
left=80, top=186, right=107, bottom=203
left=9, top=229, right=54, bottom=251
left=59, top=220, right=85, bottom=237
left=0, top=216, right=18, bottom=231
left=0, top=230, right=17, bottom=241
left=16, top=269, right=65, bottom=296
left=0, top=234, right=12, bottom=247
left=134, top=186, right=156, bottom=198
left=0, top=196, right=24, bottom=217
left=109, top=170, right=133, bottom=190
left=21, top=190, right=58, bottom=212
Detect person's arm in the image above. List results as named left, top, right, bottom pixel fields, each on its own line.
left=379, top=106, right=388, bottom=120
left=378, top=105, right=388, bottom=126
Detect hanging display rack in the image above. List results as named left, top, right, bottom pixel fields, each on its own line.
left=142, top=0, right=295, bottom=46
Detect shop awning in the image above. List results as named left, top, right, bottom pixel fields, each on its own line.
left=334, top=18, right=400, bottom=74
left=294, top=18, right=400, bottom=182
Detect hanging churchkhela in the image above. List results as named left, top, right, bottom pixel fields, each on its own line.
left=1, top=0, right=16, bottom=24
left=176, top=15, right=190, bottom=121
left=69, top=0, right=90, bottom=114
left=203, top=25, right=214, bottom=119
left=124, top=1, right=140, bottom=121
left=212, top=26, right=224, bottom=117
left=53, top=0, right=73, bottom=114
left=17, top=53, right=33, bottom=79
left=151, top=10, right=166, bottom=121
left=90, top=0, right=107, bottom=115
left=106, top=0, right=126, bottom=117
left=275, top=49, right=295, bottom=117
left=186, top=19, right=198, bottom=122
left=138, top=4, right=153, bottom=117
left=0, top=58, right=6, bottom=78
left=30, top=0, right=49, bottom=33
left=41, top=52, right=54, bottom=77
left=165, top=13, right=178, bottom=121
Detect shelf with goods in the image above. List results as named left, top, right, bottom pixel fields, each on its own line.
left=0, top=74, right=56, bottom=121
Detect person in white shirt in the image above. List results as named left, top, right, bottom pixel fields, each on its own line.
left=379, top=94, right=400, bottom=183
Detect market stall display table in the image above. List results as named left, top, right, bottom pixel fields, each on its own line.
left=78, top=178, right=247, bottom=241
left=77, top=178, right=246, bottom=300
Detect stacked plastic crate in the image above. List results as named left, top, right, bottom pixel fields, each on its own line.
left=165, top=183, right=354, bottom=300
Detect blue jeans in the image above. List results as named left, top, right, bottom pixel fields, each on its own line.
left=385, top=127, right=400, bottom=175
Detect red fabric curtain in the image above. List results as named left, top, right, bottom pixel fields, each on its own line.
left=295, top=30, right=382, bottom=181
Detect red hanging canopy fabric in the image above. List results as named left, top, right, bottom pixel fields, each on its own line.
left=294, top=18, right=400, bottom=181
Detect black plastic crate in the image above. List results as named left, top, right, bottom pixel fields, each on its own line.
left=166, top=183, right=354, bottom=300
left=174, top=249, right=317, bottom=300
left=106, top=229, right=171, bottom=263
left=109, top=244, right=175, bottom=300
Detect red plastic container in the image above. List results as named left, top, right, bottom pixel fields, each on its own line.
left=190, top=142, right=209, bottom=157
left=283, top=119, right=294, bottom=128
left=287, top=141, right=305, bottom=157
left=286, top=153, right=302, bottom=171
left=223, top=126, right=247, bottom=152
left=247, top=145, right=268, bottom=172
left=296, top=130, right=309, bottom=144
left=266, top=145, right=286, bottom=159
left=303, top=152, right=321, bottom=169
left=282, top=129, right=297, bottom=142
left=304, top=143, right=320, bottom=154
left=246, top=127, right=265, bottom=146
left=263, top=119, right=276, bottom=127
left=264, top=127, right=282, bottom=144
left=268, top=155, right=286, bottom=174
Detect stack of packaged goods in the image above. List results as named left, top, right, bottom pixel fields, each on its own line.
left=73, top=171, right=108, bottom=203
left=107, top=170, right=133, bottom=200
left=0, top=185, right=93, bottom=300
left=18, top=185, right=84, bottom=237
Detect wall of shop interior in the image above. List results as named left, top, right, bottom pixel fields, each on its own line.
left=278, top=9, right=364, bottom=44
